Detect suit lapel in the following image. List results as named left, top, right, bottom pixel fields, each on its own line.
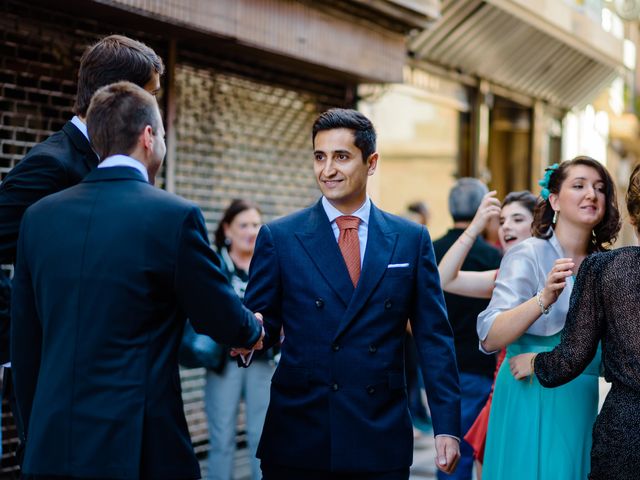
left=62, top=121, right=99, bottom=172
left=295, top=201, right=354, bottom=307
left=334, top=204, right=398, bottom=340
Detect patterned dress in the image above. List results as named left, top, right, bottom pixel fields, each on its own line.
left=536, top=247, right=640, bottom=480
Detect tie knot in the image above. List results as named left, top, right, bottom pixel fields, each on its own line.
left=336, top=215, right=360, bottom=231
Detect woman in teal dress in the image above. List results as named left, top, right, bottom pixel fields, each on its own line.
left=476, top=156, right=621, bottom=479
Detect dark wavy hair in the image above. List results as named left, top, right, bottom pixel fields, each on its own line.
left=214, top=199, right=261, bottom=251
left=502, top=190, right=537, bottom=214
left=312, top=108, right=376, bottom=161
left=532, top=156, right=620, bottom=253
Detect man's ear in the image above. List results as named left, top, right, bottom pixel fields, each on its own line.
left=141, top=125, right=154, bottom=151
left=367, top=152, right=379, bottom=176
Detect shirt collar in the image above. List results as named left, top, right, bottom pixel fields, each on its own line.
left=321, top=195, right=371, bottom=226
left=98, top=154, right=149, bottom=182
left=70, top=116, right=89, bottom=141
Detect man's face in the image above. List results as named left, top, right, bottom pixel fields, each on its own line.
left=143, top=71, right=161, bottom=97
left=147, top=107, right=166, bottom=185
left=313, top=128, right=377, bottom=214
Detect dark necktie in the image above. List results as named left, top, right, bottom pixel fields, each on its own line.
left=335, top=215, right=361, bottom=287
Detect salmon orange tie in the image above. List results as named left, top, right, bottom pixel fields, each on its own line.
left=336, top=215, right=361, bottom=287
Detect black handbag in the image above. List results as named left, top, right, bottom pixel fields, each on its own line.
left=179, top=320, right=227, bottom=373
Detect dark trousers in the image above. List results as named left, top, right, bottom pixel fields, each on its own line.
left=261, top=462, right=410, bottom=480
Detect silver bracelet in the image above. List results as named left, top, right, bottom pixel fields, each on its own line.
left=536, top=291, right=551, bottom=315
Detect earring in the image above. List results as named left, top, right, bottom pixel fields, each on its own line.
left=552, top=210, right=558, bottom=225
left=224, top=237, right=231, bottom=246
left=592, top=230, right=597, bottom=241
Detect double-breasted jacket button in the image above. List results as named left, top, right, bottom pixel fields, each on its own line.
left=368, top=344, right=377, bottom=354
left=384, top=299, right=392, bottom=310
left=332, top=343, right=340, bottom=352
left=315, top=298, right=324, bottom=308
left=332, top=383, right=339, bottom=391
left=366, top=385, right=376, bottom=395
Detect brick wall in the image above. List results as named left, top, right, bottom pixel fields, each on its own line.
left=0, top=0, right=351, bottom=475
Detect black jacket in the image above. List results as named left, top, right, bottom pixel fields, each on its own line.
left=433, top=228, right=502, bottom=377
left=12, top=167, right=261, bottom=479
left=0, top=121, right=98, bottom=363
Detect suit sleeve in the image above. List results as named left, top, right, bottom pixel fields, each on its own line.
left=10, top=211, right=42, bottom=440
left=0, top=153, right=67, bottom=363
left=174, top=206, right=261, bottom=349
left=410, top=226, right=461, bottom=438
left=243, top=224, right=282, bottom=351
left=0, top=153, right=68, bottom=264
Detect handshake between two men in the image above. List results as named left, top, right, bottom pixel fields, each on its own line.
left=230, top=312, right=265, bottom=366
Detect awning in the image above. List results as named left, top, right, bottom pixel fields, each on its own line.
left=409, top=0, right=626, bottom=109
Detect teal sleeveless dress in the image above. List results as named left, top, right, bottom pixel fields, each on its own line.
left=482, top=332, right=600, bottom=479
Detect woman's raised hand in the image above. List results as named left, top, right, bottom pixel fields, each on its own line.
left=466, top=191, right=501, bottom=237
left=539, top=258, right=574, bottom=309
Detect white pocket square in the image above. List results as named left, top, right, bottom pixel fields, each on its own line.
left=387, top=263, right=409, bottom=268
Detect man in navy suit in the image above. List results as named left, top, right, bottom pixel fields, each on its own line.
left=243, top=108, right=461, bottom=479
left=11, top=81, right=264, bottom=479
left=0, top=36, right=164, bottom=458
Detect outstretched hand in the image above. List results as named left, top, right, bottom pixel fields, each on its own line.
left=230, top=312, right=264, bottom=358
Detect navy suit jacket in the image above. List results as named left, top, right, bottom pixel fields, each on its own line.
left=11, top=167, right=261, bottom=479
left=244, top=200, right=461, bottom=473
left=0, top=121, right=98, bottom=364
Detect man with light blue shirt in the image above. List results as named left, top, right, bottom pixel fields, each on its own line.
left=243, top=108, right=461, bottom=480
left=0, top=35, right=164, bottom=462
left=11, top=81, right=264, bottom=479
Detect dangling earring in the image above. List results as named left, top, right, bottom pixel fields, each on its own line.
left=552, top=210, right=558, bottom=225
left=592, top=230, right=597, bottom=242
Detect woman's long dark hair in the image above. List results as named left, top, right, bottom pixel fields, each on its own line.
left=532, top=156, right=620, bottom=253
left=213, top=199, right=261, bottom=251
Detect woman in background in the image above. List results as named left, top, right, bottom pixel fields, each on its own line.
left=206, top=199, right=274, bottom=480
left=438, top=189, right=536, bottom=478
left=510, top=162, right=640, bottom=479
left=477, top=157, right=620, bottom=480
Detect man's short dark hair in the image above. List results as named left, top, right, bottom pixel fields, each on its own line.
left=312, top=108, right=376, bottom=161
left=74, top=35, right=164, bottom=117
left=86, top=81, right=160, bottom=160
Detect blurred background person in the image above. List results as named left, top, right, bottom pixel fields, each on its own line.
left=432, top=178, right=502, bottom=480
left=477, top=157, right=620, bottom=480
left=508, top=162, right=640, bottom=480
left=403, top=201, right=433, bottom=440
left=438, top=190, right=536, bottom=479
left=207, top=199, right=274, bottom=480
left=405, top=200, right=431, bottom=227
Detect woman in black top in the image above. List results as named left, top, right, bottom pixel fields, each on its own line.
left=510, top=164, right=640, bottom=479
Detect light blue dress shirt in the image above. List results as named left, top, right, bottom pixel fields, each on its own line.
left=321, top=195, right=370, bottom=266
left=98, top=154, right=149, bottom=182
left=71, top=115, right=89, bottom=140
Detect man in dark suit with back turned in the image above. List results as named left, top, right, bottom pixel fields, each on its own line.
left=0, top=36, right=164, bottom=454
left=11, top=81, right=264, bottom=479
left=432, top=178, right=502, bottom=480
left=242, top=108, right=461, bottom=480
